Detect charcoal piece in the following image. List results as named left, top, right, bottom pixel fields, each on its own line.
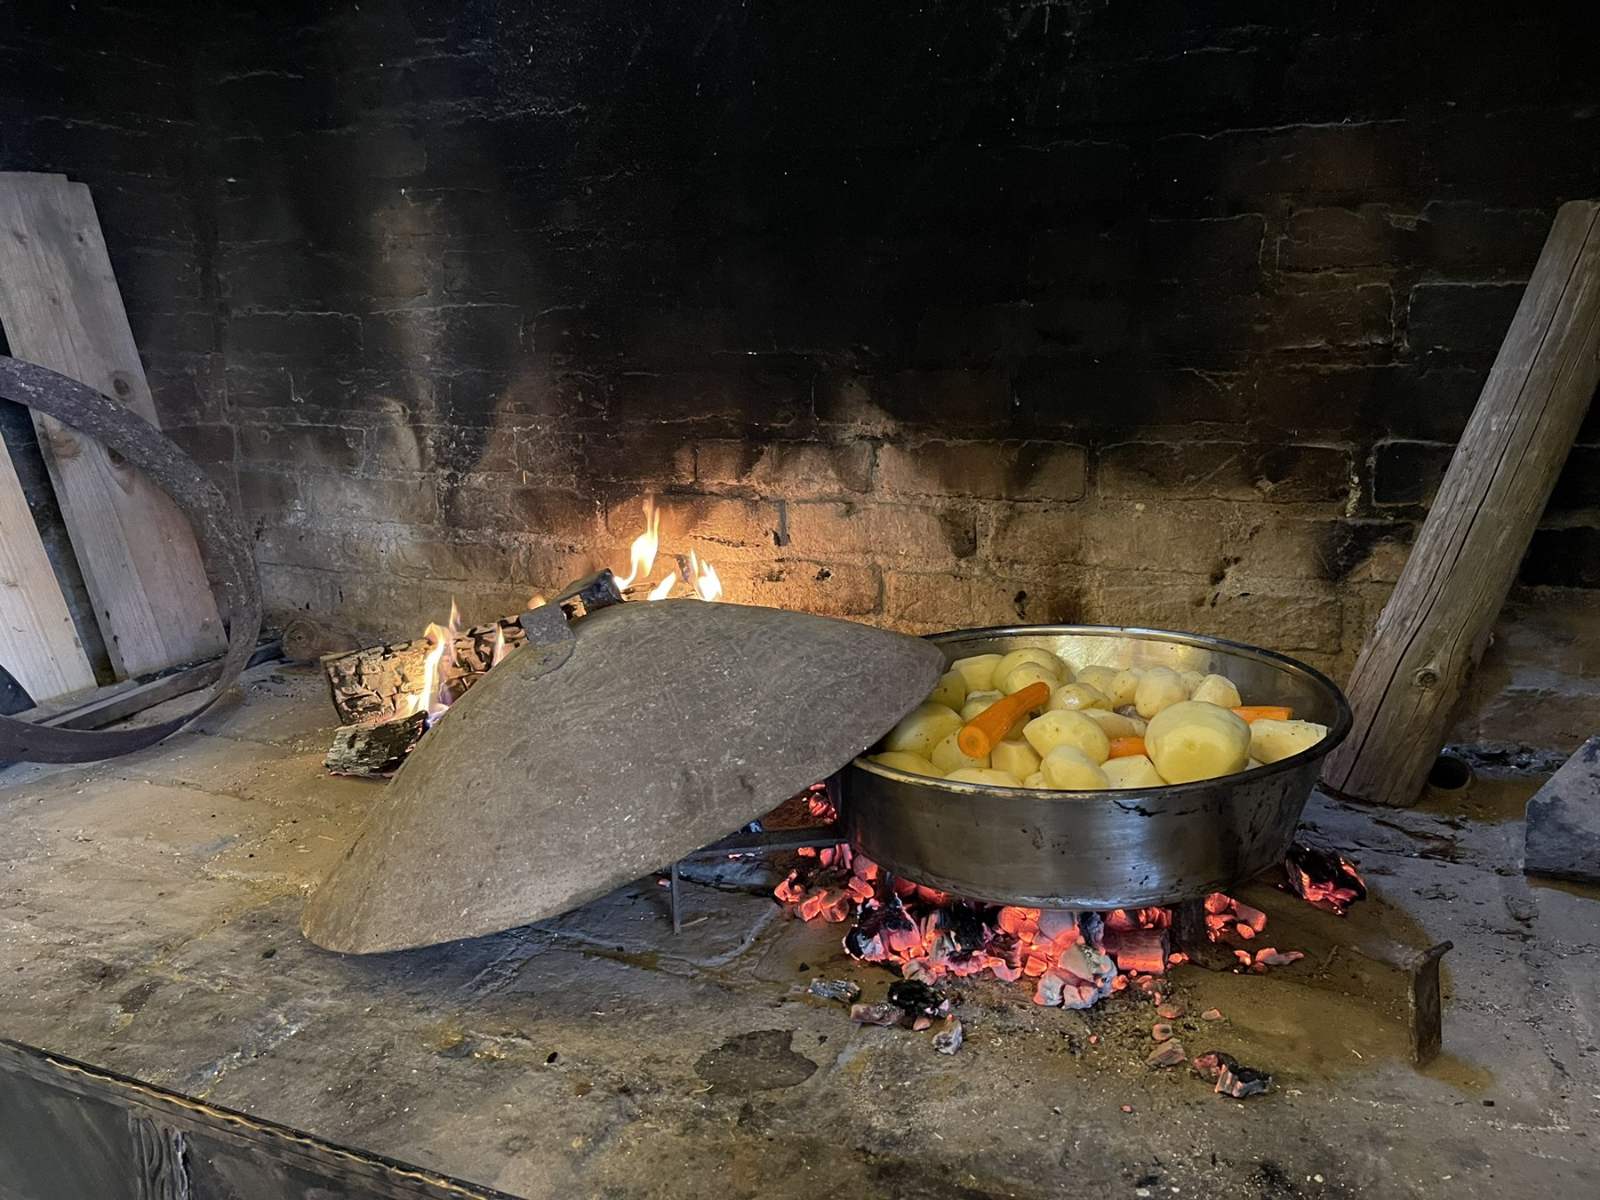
left=946, top=904, right=989, bottom=952
left=807, top=978, right=861, bottom=1005
left=845, top=901, right=916, bottom=960
left=1191, top=1050, right=1237, bottom=1083
left=1216, top=1061, right=1272, bottom=1098
left=1147, top=1041, right=1187, bottom=1068
left=1077, top=910, right=1106, bottom=948
left=933, top=1017, right=964, bottom=1055
left=1524, top=735, right=1600, bottom=884
left=1285, top=839, right=1367, bottom=913
left=849, top=1001, right=902, bottom=1027
left=887, top=979, right=948, bottom=1020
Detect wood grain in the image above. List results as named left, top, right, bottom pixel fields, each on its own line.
left=1322, top=200, right=1600, bottom=807
left=0, top=441, right=96, bottom=699
left=0, top=173, right=224, bottom=677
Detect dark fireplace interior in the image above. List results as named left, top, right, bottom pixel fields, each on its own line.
left=2, top=4, right=1599, bottom=1198
left=6, top=1, right=1600, bottom=748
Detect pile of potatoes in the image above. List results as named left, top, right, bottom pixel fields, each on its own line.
left=870, top=647, right=1328, bottom=791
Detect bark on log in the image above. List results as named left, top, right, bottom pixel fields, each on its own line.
left=1321, top=200, right=1600, bottom=807
left=325, top=711, right=428, bottom=777
left=321, top=617, right=526, bottom=725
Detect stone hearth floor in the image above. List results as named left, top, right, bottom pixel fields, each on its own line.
left=1, top=663, right=1596, bottom=1199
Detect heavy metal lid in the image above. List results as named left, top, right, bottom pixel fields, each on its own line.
left=301, top=599, right=943, bottom=953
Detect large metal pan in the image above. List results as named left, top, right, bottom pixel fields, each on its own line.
left=842, top=625, right=1352, bottom=909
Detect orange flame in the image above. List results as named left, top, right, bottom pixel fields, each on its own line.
left=614, top=498, right=660, bottom=589
left=413, top=622, right=452, bottom=722
left=490, top=624, right=508, bottom=666
left=689, top=552, right=722, bottom=602
left=647, top=572, right=678, bottom=601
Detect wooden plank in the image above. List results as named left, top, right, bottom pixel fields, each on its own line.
left=0, top=438, right=96, bottom=699
left=1321, top=200, right=1600, bottom=807
left=0, top=172, right=224, bottom=678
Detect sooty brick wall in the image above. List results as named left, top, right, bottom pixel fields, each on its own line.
left=7, top=0, right=1600, bottom=746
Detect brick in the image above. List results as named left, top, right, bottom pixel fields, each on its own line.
left=1016, top=364, right=1237, bottom=433
left=1407, top=282, right=1522, bottom=355
left=225, top=312, right=362, bottom=360
left=786, top=501, right=978, bottom=566
left=984, top=505, right=1084, bottom=567
left=882, top=570, right=1084, bottom=631
left=1080, top=505, right=1226, bottom=576
left=1095, top=575, right=1344, bottom=653
left=446, top=484, right=600, bottom=538
left=238, top=424, right=364, bottom=471
left=877, top=441, right=1086, bottom=502
left=723, top=560, right=883, bottom=617
left=387, top=535, right=522, bottom=583
left=577, top=429, right=695, bottom=486
left=816, top=368, right=1011, bottom=435
left=371, top=422, right=522, bottom=479
left=613, top=367, right=810, bottom=430
left=1233, top=517, right=1413, bottom=584
left=1372, top=441, right=1454, bottom=507
left=162, top=423, right=235, bottom=466
left=1521, top=528, right=1600, bottom=589
left=1418, top=203, right=1549, bottom=276
left=626, top=494, right=778, bottom=552
left=1265, top=277, right=1393, bottom=350
left=1145, top=215, right=1265, bottom=284
left=695, top=440, right=873, bottom=497
left=363, top=305, right=525, bottom=372
left=1550, top=447, right=1600, bottom=511
left=303, top=473, right=442, bottom=526
left=1278, top=205, right=1418, bottom=270
left=236, top=469, right=300, bottom=513
left=1100, top=442, right=1353, bottom=504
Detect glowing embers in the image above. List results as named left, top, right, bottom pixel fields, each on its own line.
left=1284, top=839, right=1367, bottom=915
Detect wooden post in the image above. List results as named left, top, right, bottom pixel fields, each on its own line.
left=1322, top=201, right=1600, bottom=807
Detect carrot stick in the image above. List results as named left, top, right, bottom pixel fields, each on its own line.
left=957, top=682, right=1051, bottom=758
left=1231, top=705, right=1292, bottom=723
left=1107, top=735, right=1146, bottom=759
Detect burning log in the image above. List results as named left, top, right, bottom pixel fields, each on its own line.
left=1285, top=840, right=1367, bottom=914
left=1192, top=1051, right=1271, bottom=1098
left=321, top=616, right=527, bottom=725
left=323, top=711, right=428, bottom=777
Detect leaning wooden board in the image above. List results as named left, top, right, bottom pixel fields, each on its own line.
left=0, top=438, right=96, bottom=699
left=1322, top=200, right=1600, bottom=807
left=0, top=172, right=224, bottom=676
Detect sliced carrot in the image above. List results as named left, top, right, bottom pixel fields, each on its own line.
left=957, top=682, right=1051, bottom=759
left=1231, top=705, right=1292, bottom=723
left=1107, top=735, right=1146, bottom=759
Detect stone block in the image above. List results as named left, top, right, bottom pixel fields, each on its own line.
left=1278, top=205, right=1418, bottom=270
left=1407, top=282, right=1523, bottom=355
left=447, top=484, right=601, bottom=539
left=786, top=501, right=978, bottom=566
left=634, top=494, right=778, bottom=552
left=1524, top=737, right=1600, bottom=883
left=876, top=441, right=1087, bottom=502
left=238, top=424, right=364, bottom=471
left=1145, top=215, right=1266, bottom=284
left=363, top=305, right=525, bottom=372
left=1095, top=576, right=1344, bottom=654
left=816, top=368, right=1011, bottom=435
left=1099, top=442, right=1353, bottom=504
left=984, top=505, right=1083, bottom=567
left=225, top=312, right=363, bottom=360
left=613, top=367, right=810, bottom=430
left=1372, top=441, right=1454, bottom=507
left=162, top=423, right=236, bottom=467
left=1016, top=363, right=1236, bottom=434
left=235, top=468, right=301, bottom=514
left=1418, top=203, right=1550, bottom=276
left=1521, top=528, right=1600, bottom=589
left=1264, top=277, right=1393, bottom=350
left=1082, top=505, right=1226, bottom=576
left=725, top=560, right=882, bottom=617
left=303, top=473, right=442, bottom=526
left=1548, top=446, right=1600, bottom=512
left=694, top=440, right=873, bottom=496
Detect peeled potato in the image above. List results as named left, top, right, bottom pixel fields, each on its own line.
left=1179, top=669, right=1206, bottom=695
left=951, top=654, right=1002, bottom=692
left=884, top=702, right=964, bottom=756
left=1145, top=700, right=1251, bottom=783
left=994, top=648, right=1068, bottom=685
left=1189, top=673, right=1242, bottom=709
left=992, top=738, right=1040, bottom=781
left=1023, top=709, right=1111, bottom=763
left=1246, top=758, right=1264, bottom=770
left=872, top=751, right=943, bottom=777
left=931, top=731, right=989, bottom=774
left=1080, top=708, right=1144, bottom=739
left=1074, top=665, right=1118, bottom=696
left=1001, top=662, right=1058, bottom=695
left=1135, top=667, right=1188, bottom=718
left=945, top=767, right=1025, bottom=787
left=1101, top=754, right=1166, bottom=789
left=1023, top=771, right=1047, bottom=788
left=960, top=690, right=1002, bottom=720
left=1249, top=718, right=1329, bottom=764
left=1040, top=745, right=1110, bottom=790
left=1106, top=668, right=1142, bottom=707
left=1048, top=682, right=1111, bottom=711
left=927, top=669, right=969, bottom=710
